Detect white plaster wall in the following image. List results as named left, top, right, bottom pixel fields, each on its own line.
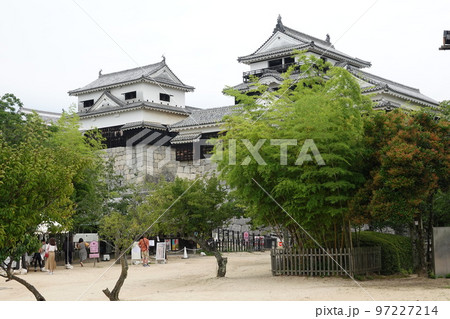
left=77, top=91, right=103, bottom=111
left=256, top=31, right=299, bottom=54
left=250, top=61, right=268, bottom=71
left=141, top=84, right=186, bottom=108
left=76, top=82, right=187, bottom=112
left=80, top=108, right=188, bottom=130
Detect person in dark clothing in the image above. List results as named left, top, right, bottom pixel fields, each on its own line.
left=63, top=236, right=74, bottom=269
left=31, top=241, right=45, bottom=272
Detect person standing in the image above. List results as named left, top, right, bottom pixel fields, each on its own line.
left=77, top=238, right=89, bottom=267
left=63, top=236, right=74, bottom=269
left=31, top=240, right=44, bottom=272
left=40, top=240, right=47, bottom=271
left=45, top=238, right=57, bottom=275
left=138, top=235, right=150, bottom=267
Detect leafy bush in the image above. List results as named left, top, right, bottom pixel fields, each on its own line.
left=354, top=231, right=413, bottom=275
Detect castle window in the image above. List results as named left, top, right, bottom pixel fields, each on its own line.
left=175, top=145, right=193, bottom=161
left=268, top=59, right=283, bottom=68
left=124, top=91, right=136, bottom=100
left=284, top=57, right=295, bottom=65
left=160, top=93, right=170, bottom=102
left=83, top=99, right=94, bottom=108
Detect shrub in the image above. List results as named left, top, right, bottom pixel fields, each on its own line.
left=353, top=231, right=413, bottom=275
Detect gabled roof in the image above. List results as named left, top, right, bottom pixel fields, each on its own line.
left=373, top=98, right=401, bottom=111
left=83, top=90, right=125, bottom=114
left=169, top=105, right=236, bottom=130
left=347, top=66, right=439, bottom=107
left=238, top=16, right=371, bottom=69
left=121, top=121, right=167, bottom=131
left=69, top=59, right=194, bottom=95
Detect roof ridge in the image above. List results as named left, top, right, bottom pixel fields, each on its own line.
left=192, top=105, right=235, bottom=112
left=99, top=61, right=165, bottom=78
left=283, top=25, right=332, bottom=47
left=348, top=67, right=420, bottom=92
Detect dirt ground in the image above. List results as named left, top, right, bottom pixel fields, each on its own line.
left=0, top=251, right=449, bottom=301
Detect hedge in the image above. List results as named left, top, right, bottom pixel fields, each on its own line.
left=353, top=231, right=413, bottom=275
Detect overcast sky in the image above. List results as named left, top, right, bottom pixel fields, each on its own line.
left=1, top=0, right=449, bottom=113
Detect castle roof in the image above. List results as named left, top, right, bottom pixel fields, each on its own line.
left=170, top=105, right=236, bottom=130
left=69, top=60, right=194, bottom=95
left=347, top=66, right=439, bottom=107
left=238, top=16, right=371, bottom=69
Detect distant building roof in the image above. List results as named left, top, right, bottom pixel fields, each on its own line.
left=21, top=108, right=61, bottom=124
left=69, top=59, right=194, bottom=95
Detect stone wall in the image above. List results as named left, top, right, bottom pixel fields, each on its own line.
left=103, top=145, right=271, bottom=236
left=104, top=145, right=217, bottom=184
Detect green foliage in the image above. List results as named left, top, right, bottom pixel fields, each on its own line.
left=432, top=190, right=450, bottom=227
left=216, top=53, right=373, bottom=248
left=98, top=181, right=144, bottom=253
left=72, top=155, right=133, bottom=233
left=439, top=100, right=450, bottom=121
left=0, top=94, right=104, bottom=266
left=354, top=231, right=413, bottom=275
left=139, top=176, right=239, bottom=241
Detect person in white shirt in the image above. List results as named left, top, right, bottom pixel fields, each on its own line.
left=45, top=238, right=57, bottom=275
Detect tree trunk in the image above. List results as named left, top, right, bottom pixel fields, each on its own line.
left=425, top=197, right=434, bottom=274
left=415, top=215, right=427, bottom=276
left=11, top=274, right=46, bottom=301
left=1, top=259, right=46, bottom=301
left=103, top=254, right=128, bottom=301
left=191, top=237, right=228, bottom=278
left=213, top=250, right=228, bottom=277
left=0, top=271, right=46, bottom=301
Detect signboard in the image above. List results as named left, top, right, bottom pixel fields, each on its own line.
left=131, top=242, right=141, bottom=260
left=149, top=240, right=155, bottom=247
left=89, top=240, right=99, bottom=258
left=244, top=231, right=249, bottom=242
left=156, top=242, right=166, bottom=263
left=165, top=239, right=170, bottom=251
left=433, top=227, right=450, bottom=276
left=171, top=239, right=179, bottom=251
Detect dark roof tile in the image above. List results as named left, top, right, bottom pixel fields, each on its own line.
left=170, top=105, right=237, bottom=129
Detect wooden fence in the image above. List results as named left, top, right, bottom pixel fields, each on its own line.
left=271, top=247, right=381, bottom=276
